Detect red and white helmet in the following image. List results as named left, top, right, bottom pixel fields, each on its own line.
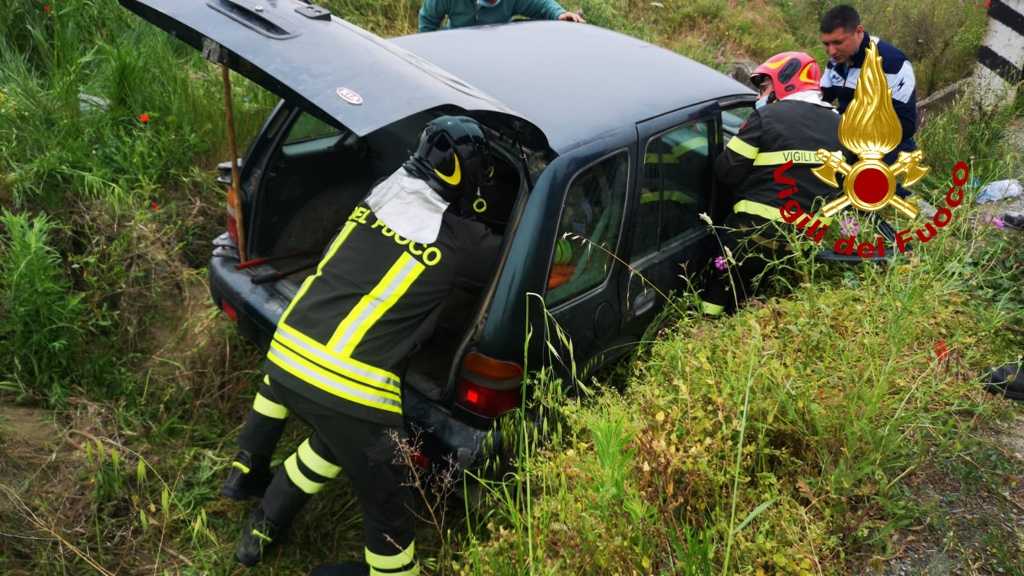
left=750, top=51, right=821, bottom=99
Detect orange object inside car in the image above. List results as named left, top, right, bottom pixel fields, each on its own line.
left=547, top=264, right=575, bottom=289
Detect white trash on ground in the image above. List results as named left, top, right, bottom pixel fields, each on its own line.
left=976, top=179, right=1023, bottom=204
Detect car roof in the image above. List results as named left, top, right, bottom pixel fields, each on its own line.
left=392, top=22, right=755, bottom=154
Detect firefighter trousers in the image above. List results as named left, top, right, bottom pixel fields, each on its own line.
left=701, top=211, right=785, bottom=315
left=238, top=376, right=419, bottom=575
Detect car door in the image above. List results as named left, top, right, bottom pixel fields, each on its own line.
left=620, top=103, right=721, bottom=340
left=541, top=143, right=633, bottom=376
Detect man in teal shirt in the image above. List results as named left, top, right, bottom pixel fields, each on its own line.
left=419, top=0, right=584, bottom=32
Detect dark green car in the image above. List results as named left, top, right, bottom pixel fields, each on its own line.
left=121, top=0, right=755, bottom=470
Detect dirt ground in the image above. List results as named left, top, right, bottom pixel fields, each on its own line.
left=869, top=412, right=1024, bottom=576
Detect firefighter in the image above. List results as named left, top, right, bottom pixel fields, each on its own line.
left=221, top=116, right=503, bottom=575
left=701, top=52, right=841, bottom=316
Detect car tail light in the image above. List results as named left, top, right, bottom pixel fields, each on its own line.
left=411, top=451, right=430, bottom=470
left=456, top=352, right=523, bottom=418
left=226, top=186, right=241, bottom=247
left=221, top=300, right=239, bottom=322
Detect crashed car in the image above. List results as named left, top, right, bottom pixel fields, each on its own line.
left=119, top=0, right=755, bottom=470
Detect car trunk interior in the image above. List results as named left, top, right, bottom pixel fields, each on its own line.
left=248, top=108, right=522, bottom=402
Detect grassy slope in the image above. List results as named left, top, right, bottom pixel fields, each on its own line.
left=0, top=0, right=1021, bottom=574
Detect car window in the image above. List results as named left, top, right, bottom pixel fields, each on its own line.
left=284, top=112, right=341, bottom=145
left=546, top=151, right=629, bottom=307
left=722, top=106, right=753, bottom=142
left=631, top=121, right=712, bottom=259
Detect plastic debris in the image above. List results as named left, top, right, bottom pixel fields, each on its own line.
left=78, top=92, right=110, bottom=113
left=976, top=179, right=1022, bottom=204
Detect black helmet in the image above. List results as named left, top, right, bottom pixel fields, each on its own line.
left=404, top=116, right=493, bottom=204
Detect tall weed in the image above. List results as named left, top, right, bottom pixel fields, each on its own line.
left=0, top=210, right=85, bottom=405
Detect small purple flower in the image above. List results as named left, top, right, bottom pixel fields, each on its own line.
left=840, top=217, right=860, bottom=237
left=714, top=256, right=728, bottom=272
left=992, top=216, right=1005, bottom=230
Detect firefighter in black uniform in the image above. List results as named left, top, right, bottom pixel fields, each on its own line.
left=701, top=51, right=842, bottom=316
left=220, top=116, right=503, bottom=575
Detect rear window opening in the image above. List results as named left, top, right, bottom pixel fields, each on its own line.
left=245, top=106, right=526, bottom=404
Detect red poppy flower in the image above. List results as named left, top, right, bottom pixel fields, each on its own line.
left=150, top=200, right=160, bottom=211
left=138, top=112, right=151, bottom=124
left=43, top=4, right=52, bottom=14
left=933, top=340, right=949, bottom=362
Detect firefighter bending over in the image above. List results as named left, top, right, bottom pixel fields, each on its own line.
left=701, top=52, right=841, bottom=316
left=221, top=116, right=503, bottom=575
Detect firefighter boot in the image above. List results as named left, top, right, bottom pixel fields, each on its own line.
left=235, top=464, right=311, bottom=566
left=221, top=450, right=272, bottom=501
left=310, top=561, right=370, bottom=576
left=235, top=506, right=284, bottom=567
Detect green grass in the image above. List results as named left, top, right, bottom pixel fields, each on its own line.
left=457, top=185, right=1023, bottom=573
left=0, top=0, right=1021, bottom=574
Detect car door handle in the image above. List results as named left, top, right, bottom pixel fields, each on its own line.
left=631, top=288, right=656, bottom=317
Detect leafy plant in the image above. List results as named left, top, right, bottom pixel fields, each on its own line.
left=0, top=210, right=85, bottom=405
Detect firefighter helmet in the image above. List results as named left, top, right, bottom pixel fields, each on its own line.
left=750, top=51, right=821, bottom=101
left=404, top=115, right=493, bottom=204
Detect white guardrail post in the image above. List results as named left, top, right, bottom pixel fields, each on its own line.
left=974, top=0, right=1024, bottom=108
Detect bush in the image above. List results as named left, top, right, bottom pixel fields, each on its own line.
left=0, top=210, right=85, bottom=405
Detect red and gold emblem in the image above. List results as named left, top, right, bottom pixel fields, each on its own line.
left=813, top=42, right=928, bottom=218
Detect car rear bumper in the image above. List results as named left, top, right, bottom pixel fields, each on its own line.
left=207, top=235, right=286, bottom=349
left=207, top=234, right=496, bottom=471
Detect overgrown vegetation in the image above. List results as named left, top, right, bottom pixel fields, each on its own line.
left=1, top=0, right=1020, bottom=574
left=459, top=207, right=1024, bottom=573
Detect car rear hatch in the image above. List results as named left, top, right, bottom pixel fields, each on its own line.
left=117, top=0, right=549, bottom=151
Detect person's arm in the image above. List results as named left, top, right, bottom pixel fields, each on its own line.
left=887, top=59, right=918, bottom=144
left=418, top=0, right=446, bottom=32
left=455, top=220, right=503, bottom=288
left=819, top=66, right=838, bottom=104
left=715, top=111, right=763, bottom=192
left=516, top=0, right=574, bottom=20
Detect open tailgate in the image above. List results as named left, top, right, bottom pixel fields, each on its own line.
left=119, top=0, right=549, bottom=149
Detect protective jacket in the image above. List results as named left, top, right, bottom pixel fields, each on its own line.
left=264, top=202, right=500, bottom=426
left=715, top=95, right=841, bottom=219
left=821, top=32, right=918, bottom=156
left=418, top=0, right=566, bottom=32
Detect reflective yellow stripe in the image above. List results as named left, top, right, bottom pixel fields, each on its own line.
left=726, top=136, right=759, bottom=159
left=734, top=200, right=834, bottom=225
left=734, top=199, right=784, bottom=222
left=371, top=565, right=419, bottom=576
left=280, top=221, right=357, bottom=323
left=272, top=329, right=401, bottom=395
left=644, top=136, right=707, bottom=164
left=640, top=190, right=695, bottom=205
left=267, top=344, right=402, bottom=414
left=231, top=461, right=251, bottom=474
left=284, top=453, right=324, bottom=494
left=701, top=301, right=725, bottom=316
left=366, top=541, right=416, bottom=570
left=253, top=392, right=288, bottom=419
left=329, top=253, right=426, bottom=356
left=276, top=323, right=401, bottom=390
left=752, top=149, right=822, bottom=166
left=297, top=438, right=341, bottom=479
